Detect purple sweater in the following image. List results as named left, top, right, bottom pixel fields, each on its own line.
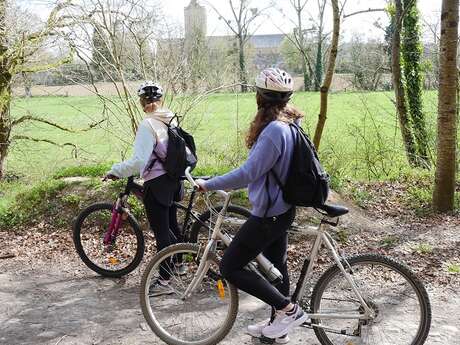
left=204, top=121, right=294, bottom=217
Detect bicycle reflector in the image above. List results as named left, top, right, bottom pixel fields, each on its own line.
left=109, top=257, right=120, bottom=265
left=217, top=279, right=225, bottom=299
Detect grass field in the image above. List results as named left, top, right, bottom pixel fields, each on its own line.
left=0, top=90, right=447, bottom=211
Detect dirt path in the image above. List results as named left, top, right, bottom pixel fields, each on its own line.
left=1, top=256, right=459, bottom=345
left=1, top=190, right=459, bottom=345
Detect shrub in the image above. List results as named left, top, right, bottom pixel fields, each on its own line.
left=53, top=163, right=113, bottom=178
left=0, top=179, right=67, bottom=228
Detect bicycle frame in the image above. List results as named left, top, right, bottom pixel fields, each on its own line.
left=289, top=222, right=373, bottom=320
left=183, top=169, right=374, bottom=322
left=102, top=177, right=210, bottom=247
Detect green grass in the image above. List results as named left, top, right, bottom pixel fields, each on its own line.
left=448, top=264, right=460, bottom=274
left=1, top=89, right=452, bottom=215
left=413, top=243, right=434, bottom=255
left=0, top=179, right=67, bottom=228
left=8, top=91, right=440, bottom=180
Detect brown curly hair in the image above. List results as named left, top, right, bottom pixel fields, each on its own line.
left=246, top=92, right=304, bottom=148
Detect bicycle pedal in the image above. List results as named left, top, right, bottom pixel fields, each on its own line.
left=259, top=335, right=275, bottom=344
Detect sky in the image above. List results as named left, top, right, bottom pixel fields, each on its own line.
left=163, top=0, right=442, bottom=41
left=27, top=0, right=443, bottom=42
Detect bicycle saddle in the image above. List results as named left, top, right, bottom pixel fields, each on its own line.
left=316, top=204, right=349, bottom=217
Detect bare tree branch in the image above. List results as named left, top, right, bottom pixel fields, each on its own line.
left=11, top=114, right=105, bottom=132
left=11, top=135, right=79, bottom=157
left=344, top=8, right=386, bottom=19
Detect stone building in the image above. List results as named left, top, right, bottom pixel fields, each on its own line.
left=184, top=0, right=286, bottom=70
left=184, top=0, right=207, bottom=52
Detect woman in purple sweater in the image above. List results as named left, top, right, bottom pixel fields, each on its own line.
left=196, top=68, right=307, bottom=343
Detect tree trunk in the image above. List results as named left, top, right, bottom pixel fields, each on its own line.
left=433, top=0, right=459, bottom=212
left=0, top=0, right=11, bottom=179
left=22, top=72, right=32, bottom=98
left=401, top=0, right=430, bottom=167
left=312, top=0, right=339, bottom=149
left=313, top=0, right=326, bottom=92
left=296, top=4, right=309, bottom=91
left=238, top=35, right=247, bottom=93
left=314, top=32, right=322, bottom=91
left=0, top=101, right=10, bottom=180
left=391, top=0, right=418, bottom=167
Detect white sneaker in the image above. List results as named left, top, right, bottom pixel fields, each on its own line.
left=174, top=263, right=188, bottom=276
left=247, top=319, right=290, bottom=344
left=262, top=304, right=308, bottom=339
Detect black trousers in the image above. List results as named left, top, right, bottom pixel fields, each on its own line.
left=143, top=175, right=182, bottom=279
left=219, top=207, right=295, bottom=310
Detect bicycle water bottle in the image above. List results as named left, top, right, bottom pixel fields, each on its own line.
left=257, top=255, right=283, bottom=285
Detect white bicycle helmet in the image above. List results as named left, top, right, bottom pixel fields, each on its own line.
left=255, top=68, right=294, bottom=102
left=138, top=81, right=163, bottom=101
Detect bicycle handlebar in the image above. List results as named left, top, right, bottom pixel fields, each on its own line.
left=184, top=167, right=229, bottom=199
left=185, top=167, right=199, bottom=187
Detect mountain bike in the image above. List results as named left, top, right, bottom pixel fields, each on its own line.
left=72, top=175, right=250, bottom=278
left=140, top=169, right=431, bottom=345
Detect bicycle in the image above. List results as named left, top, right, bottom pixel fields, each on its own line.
left=72, top=174, right=250, bottom=278
left=140, top=169, right=431, bottom=345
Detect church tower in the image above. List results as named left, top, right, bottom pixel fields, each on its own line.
left=184, top=0, right=207, bottom=46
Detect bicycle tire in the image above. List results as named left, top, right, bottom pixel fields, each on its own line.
left=73, top=202, right=145, bottom=278
left=310, top=254, right=431, bottom=345
left=189, top=204, right=251, bottom=243
left=140, top=243, right=239, bottom=345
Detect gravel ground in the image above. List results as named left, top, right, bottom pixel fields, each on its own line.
left=0, top=247, right=459, bottom=345
left=1, top=191, right=459, bottom=344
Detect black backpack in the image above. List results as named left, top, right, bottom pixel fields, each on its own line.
left=271, top=123, right=329, bottom=208
left=149, top=119, right=197, bottom=179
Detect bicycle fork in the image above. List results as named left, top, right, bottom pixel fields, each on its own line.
left=103, top=198, right=125, bottom=246
left=182, top=191, right=232, bottom=299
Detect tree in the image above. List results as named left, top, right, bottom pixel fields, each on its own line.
left=342, top=35, right=389, bottom=91
left=208, top=0, right=268, bottom=92
left=0, top=0, right=91, bottom=179
left=433, top=0, right=458, bottom=212
left=401, top=0, right=430, bottom=167
left=312, top=0, right=340, bottom=149
left=386, top=0, right=431, bottom=168
left=68, top=0, right=163, bottom=138
left=276, top=0, right=316, bottom=91
left=314, top=0, right=327, bottom=91
left=389, top=0, right=419, bottom=167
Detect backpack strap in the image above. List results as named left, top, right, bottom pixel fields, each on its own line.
left=144, top=118, right=165, bottom=172
left=263, top=122, right=298, bottom=217
left=263, top=174, right=273, bottom=218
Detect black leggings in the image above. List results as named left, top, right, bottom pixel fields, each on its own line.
left=219, top=207, right=295, bottom=310
left=143, top=192, right=181, bottom=279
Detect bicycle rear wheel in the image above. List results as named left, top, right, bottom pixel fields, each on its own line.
left=140, top=243, right=239, bottom=345
left=310, top=254, right=431, bottom=345
left=73, top=202, right=144, bottom=277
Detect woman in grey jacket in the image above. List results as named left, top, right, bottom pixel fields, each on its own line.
left=196, top=68, right=307, bottom=343
left=104, top=82, right=182, bottom=293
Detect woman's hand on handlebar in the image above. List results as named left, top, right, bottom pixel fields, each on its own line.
left=195, top=179, right=208, bottom=192
left=102, top=173, right=119, bottom=182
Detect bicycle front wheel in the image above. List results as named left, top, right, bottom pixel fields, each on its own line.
left=310, top=254, right=431, bottom=345
left=140, top=243, right=239, bottom=345
left=73, top=202, right=144, bottom=277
